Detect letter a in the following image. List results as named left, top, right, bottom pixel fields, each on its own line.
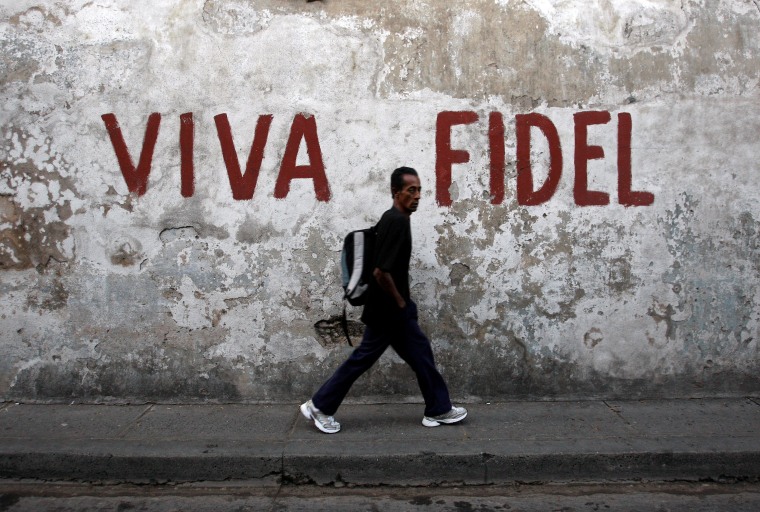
left=274, top=114, right=331, bottom=202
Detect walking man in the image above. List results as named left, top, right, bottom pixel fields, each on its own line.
left=301, top=166, right=467, bottom=433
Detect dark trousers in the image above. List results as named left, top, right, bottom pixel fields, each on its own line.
left=312, top=303, right=452, bottom=417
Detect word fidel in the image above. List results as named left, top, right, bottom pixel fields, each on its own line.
left=101, top=110, right=653, bottom=207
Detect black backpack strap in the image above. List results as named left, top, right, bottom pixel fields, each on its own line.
left=341, top=300, right=353, bottom=346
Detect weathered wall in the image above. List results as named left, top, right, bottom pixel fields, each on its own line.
left=1, top=0, right=758, bottom=402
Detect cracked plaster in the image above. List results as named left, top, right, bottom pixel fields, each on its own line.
left=0, top=0, right=758, bottom=402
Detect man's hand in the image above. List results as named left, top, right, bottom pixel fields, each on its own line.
left=373, top=268, right=406, bottom=309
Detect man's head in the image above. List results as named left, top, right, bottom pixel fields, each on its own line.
left=390, top=166, right=421, bottom=216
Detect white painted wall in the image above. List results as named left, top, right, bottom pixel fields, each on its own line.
left=1, top=0, right=758, bottom=402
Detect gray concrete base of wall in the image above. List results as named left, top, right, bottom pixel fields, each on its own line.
left=1, top=399, right=759, bottom=485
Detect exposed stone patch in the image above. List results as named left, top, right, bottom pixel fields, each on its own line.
left=584, top=327, right=604, bottom=348
left=26, top=263, right=69, bottom=311
left=1, top=130, right=77, bottom=269
left=314, top=315, right=362, bottom=347
left=110, top=241, right=143, bottom=267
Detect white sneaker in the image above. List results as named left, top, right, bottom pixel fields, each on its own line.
left=300, top=400, right=341, bottom=434
left=422, top=406, right=468, bottom=427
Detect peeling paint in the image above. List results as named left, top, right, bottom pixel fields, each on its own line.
left=1, top=0, right=759, bottom=402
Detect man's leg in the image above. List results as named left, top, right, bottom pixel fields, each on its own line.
left=311, top=325, right=391, bottom=415
left=391, top=310, right=453, bottom=418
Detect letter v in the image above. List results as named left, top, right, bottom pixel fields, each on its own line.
left=214, top=113, right=274, bottom=200
left=101, top=113, right=161, bottom=196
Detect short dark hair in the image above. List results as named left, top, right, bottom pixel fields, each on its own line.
left=390, top=167, right=418, bottom=195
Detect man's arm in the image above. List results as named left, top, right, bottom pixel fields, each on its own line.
left=373, top=268, right=406, bottom=309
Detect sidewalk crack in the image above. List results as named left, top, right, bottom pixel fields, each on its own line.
left=286, top=403, right=301, bottom=438
left=273, top=405, right=301, bottom=510
left=115, top=403, right=154, bottom=439
left=603, top=401, right=632, bottom=426
left=269, top=450, right=286, bottom=512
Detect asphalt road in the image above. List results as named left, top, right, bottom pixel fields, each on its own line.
left=2, top=480, right=760, bottom=511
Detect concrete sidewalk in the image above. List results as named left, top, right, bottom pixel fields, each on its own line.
left=1, top=398, right=759, bottom=486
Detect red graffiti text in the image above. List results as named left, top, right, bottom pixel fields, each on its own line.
left=436, top=110, right=654, bottom=207
left=101, top=112, right=331, bottom=201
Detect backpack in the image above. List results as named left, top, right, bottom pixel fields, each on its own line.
left=341, top=226, right=377, bottom=305
left=339, top=226, right=376, bottom=345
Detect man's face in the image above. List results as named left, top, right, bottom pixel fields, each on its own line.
left=395, top=174, right=421, bottom=215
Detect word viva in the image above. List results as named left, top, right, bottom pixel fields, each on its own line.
left=101, top=112, right=330, bottom=201
left=101, top=110, right=654, bottom=207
